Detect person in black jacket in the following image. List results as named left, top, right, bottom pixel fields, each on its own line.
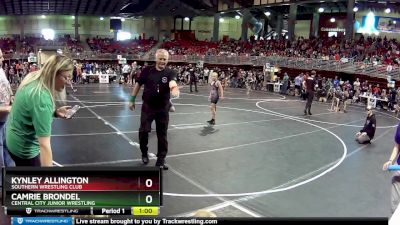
left=355, top=105, right=376, bottom=144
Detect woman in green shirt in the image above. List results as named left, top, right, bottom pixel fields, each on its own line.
left=6, top=55, right=74, bottom=166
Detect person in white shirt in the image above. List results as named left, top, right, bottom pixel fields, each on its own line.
left=353, top=78, right=361, bottom=91
left=203, top=67, right=209, bottom=84
left=122, top=64, right=131, bottom=84
left=130, top=61, right=138, bottom=85
left=0, top=48, right=15, bottom=197
left=106, top=67, right=113, bottom=74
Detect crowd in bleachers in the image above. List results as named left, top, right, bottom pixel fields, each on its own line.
left=66, top=37, right=84, bottom=53
left=2, top=34, right=399, bottom=69
left=161, top=40, right=219, bottom=56
left=87, top=37, right=157, bottom=55
left=1, top=32, right=400, bottom=114
left=161, top=35, right=400, bottom=67
left=19, top=35, right=84, bottom=54
left=3, top=35, right=159, bottom=56
left=0, top=37, right=16, bottom=55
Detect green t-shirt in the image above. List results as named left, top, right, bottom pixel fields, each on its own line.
left=6, top=82, right=54, bottom=159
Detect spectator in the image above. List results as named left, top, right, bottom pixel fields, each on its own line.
left=383, top=123, right=400, bottom=214
left=6, top=55, right=75, bottom=166
left=355, top=105, right=376, bottom=144
left=0, top=48, right=15, bottom=197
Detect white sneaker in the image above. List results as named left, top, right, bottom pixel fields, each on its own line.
left=170, top=105, right=175, bottom=112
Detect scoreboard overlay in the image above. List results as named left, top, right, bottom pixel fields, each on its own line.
left=2, top=167, right=162, bottom=216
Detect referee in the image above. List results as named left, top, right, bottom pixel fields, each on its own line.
left=303, top=71, right=317, bottom=115
left=129, top=49, right=180, bottom=170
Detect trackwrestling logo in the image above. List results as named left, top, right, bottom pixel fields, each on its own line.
left=12, top=217, right=73, bottom=225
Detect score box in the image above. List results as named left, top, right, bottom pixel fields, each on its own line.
left=2, top=167, right=162, bottom=215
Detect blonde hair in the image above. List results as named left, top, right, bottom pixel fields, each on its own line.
left=193, top=210, right=217, bottom=217
left=19, top=55, right=73, bottom=105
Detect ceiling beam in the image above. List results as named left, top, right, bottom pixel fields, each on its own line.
left=0, top=0, right=6, bottom=14
left=83, top=0, right=91, bottom=14
left=105, top=0, right=119, bottom=14
left=55, top=0, right=60, bottom=14
left=62, top=0, right=66, bottom=14
left=19, top=0, right=23, bottom=14
left=11, top=0, right=16, bottom=14
left=93, top=0, right=104, bottom=14
left=102, top=0, right=110, bottom=13
left=87, top=0, right=98, bottom=14
left=69, top=0, right=75, bottom=15
left=75, top=0, right=82, bottom=14
left=110, top=0, right=124, bottom=15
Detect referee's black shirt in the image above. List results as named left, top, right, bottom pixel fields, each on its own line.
left=138, top=66, right=177, bottom=109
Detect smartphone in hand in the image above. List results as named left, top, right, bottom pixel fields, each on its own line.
left=65, top=105, right=81, bottom=119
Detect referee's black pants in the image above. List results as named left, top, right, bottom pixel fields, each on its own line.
left=190, top=80, right=198, bottom=92
left=139, top=102, right=169, bottom=160
left=305, top=91, right=314, bottom=113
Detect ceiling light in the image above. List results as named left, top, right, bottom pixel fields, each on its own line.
left=385, top=8, right=391, bottom=14
left=318, top=7, right=324, bottom=13
left=265, top=11, right=271, bottom=16
left=219, top=18, right=224, bottom=22
left=353, top=7, right=358, bottom=12
left=330, top=17, right=335, bottom=22
left=41, top=28, right=55, bottom=40
left=235, top=15, right=240, bottom=19
left=100, top=17, right=104, bottom=20
left=184, top=17, right=190, bottom=21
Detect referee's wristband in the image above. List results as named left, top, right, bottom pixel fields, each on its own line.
left=129, top=96, right=136, bottom=103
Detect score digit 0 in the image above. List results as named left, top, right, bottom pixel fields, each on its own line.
left=146, top=195, right=152, bottom=203
left=145, top=179, right=152, bottom=188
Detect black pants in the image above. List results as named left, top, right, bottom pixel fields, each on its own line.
left=9, top=151, right=41, bottom=166
left=301, top=90, right=308, bottom=100
left=389, top=100, right=396, bottom=110
left=139, top=103, right=169, bottom=160
left=305, top=91, right=314, bottom=113
left=190, top=80, right=198, bottom=92
left=123, top=73, right=129, bottom=83
left=131, top=74, right=135, bottom=84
